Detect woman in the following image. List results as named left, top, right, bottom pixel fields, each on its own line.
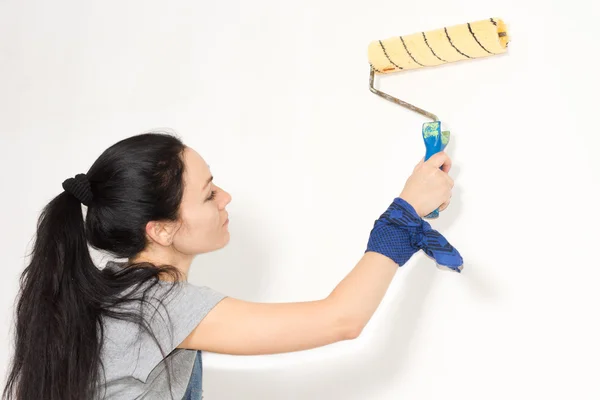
left=3, top=132, right=454, bottom=400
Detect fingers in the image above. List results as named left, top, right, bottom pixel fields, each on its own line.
left=432, top=167, right=453, bottom=188
left=445, top=173, right=454, bottom=189
left=414, top=157, right=425, bottom=172
left=429, top=152, right=453, bottom=188
left=439, top=189, right=453, bottom=211
left=409, top=152, right=455, bottom=215
left=426, top=151, right=452, bottom=172
left=440, top=158, right=452, bottom=174
left=439, top=200, right=450, bottom=212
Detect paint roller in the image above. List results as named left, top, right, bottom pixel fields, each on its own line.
left=368, top=17, right=509, bottom=219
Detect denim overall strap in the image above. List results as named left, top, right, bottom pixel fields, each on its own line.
left=182, top=351, right=203, bottom=400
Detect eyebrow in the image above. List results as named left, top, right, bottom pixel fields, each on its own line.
left=203, top=176, right=214, bottom=191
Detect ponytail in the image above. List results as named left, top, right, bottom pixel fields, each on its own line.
left=4, top=133, right=187, bottom=400
left=4, top=191, right=104, bottom=399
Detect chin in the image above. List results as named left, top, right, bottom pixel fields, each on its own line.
left=215, top=233, right=231, bottom=250
left=222, top=233, right=231, bottom=247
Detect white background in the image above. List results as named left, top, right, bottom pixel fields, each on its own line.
left=1, top=0, right=599, bottom=399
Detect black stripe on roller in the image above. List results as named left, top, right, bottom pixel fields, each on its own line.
left=490, top=18, right=497, bottom=26
left=370, top=63, right=382, bottom=73
left=468, top=23, right=494, bottom=54
left=399, top=36, right=426, bottom=67
left=422, top=32, right=447, bottom=63
left=379, top=40, right=403, bottom=70
left=444, top=27, right=472, bottom=59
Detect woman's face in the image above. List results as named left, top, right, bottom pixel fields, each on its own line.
left=171, top=147, right=232, bottom=255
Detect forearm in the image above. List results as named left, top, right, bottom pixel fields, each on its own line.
left=325, top=197, right=419, bottom=335
left=325, top=195, right=463, bottom=338
left=326, top=251, right=398, bottom=336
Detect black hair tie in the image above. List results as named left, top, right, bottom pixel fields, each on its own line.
left=62, top=173, right=93, bottom=206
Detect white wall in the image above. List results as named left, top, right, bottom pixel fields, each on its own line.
left=1, top=0, right=599, bottom=399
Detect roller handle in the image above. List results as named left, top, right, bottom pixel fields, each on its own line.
left=422, top=122, right=450, bottom=219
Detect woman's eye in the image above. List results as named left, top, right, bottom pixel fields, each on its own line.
left=207, top=190, right=217, bottom=201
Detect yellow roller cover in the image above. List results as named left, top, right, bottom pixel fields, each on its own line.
left=368, top=18, right=509, bottom=74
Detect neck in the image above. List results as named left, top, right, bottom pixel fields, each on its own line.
left=129, top=247, right=193, bottom=281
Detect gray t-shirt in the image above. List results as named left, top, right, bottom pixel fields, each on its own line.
left=98, top=263, right=227, bottom=399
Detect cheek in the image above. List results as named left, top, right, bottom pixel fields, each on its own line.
left=173, top=205, right=221, bottom=253
left=180, top=206, right=210, bottom=236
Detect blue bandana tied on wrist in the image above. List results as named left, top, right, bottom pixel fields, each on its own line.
left=366, top=197, right=463, bottom=272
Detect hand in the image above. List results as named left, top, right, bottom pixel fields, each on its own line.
left=398, top=152, right=454, bottom=217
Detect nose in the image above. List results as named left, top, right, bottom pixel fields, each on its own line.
left=218, top=186, right=232, bottom=209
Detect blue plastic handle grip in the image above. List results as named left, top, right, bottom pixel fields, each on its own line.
left=422, top=121, right=450, bottom=219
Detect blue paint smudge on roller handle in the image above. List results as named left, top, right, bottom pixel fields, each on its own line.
left=422, top=121, right=450, bottom=219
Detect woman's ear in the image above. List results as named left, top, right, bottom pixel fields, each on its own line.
left=145, top=220, right=177, bottom=246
